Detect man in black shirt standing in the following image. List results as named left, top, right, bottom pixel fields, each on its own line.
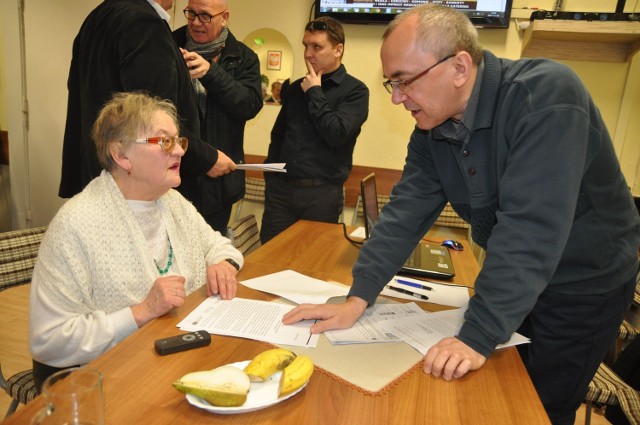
left=261, top=17, right=369, bottom=243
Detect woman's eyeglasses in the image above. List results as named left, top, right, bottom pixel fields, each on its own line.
left=305, top=20, right=344, bottom=44
left=134, top=136, right=189, bottom=153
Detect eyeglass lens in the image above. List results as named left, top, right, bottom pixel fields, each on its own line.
left=183, top=8, right=213, bottom=23
left=136, top=137, right=189, bottom=153
left=383, top=53, right=455, bottom=94
left=161, top=137, right=188, bottom=153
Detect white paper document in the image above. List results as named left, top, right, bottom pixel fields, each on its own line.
left=177, top=297, right=319, bottom=348
left=240, top=270, right=350, bottom=305
left=235, top=163, right=286, bottom=173
left=379, top=308, right=530, bottom=355
left=325, top=302, right=425, bottom=344
left=381, top=275, right=470, bottom=308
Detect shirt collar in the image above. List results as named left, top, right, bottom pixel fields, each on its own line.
left=147, top=0, right=171, bottom=23
left=432, top=58, right=484, bottom=143
left=460, top=58, right=484, bottom=132
left=322, top=64, right=346, bottom=85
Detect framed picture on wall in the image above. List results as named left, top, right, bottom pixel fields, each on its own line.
left=267, top=50, right=282, bottom=71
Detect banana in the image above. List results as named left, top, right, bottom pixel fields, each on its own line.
left=173, top=365, right=250, bottom=407
left=278, top=354, right=314, bottom=397
left=243, top=348, right=297, bottom=382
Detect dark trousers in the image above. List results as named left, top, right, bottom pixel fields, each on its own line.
left=260, top=175, right=343, bottom=244
left=33, top=360, right=80, bottom=393
left=516, top=276, right=636, bottom=425
left=201, top=204, right=233, bottom=235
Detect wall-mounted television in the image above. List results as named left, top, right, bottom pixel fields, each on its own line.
left=315, top=0, right=514, bottom=28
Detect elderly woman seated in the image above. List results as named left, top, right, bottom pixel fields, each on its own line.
left=29, top=92, right=243, bottom=389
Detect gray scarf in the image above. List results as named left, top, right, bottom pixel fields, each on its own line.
left=185, top=27, right=229, bottom=114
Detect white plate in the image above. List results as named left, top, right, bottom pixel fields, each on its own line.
left=185, top=360, right=309, bottom=414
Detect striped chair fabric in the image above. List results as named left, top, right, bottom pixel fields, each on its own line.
left=352, top=195, right=468, bottom=231
left=1, top=368, right=37, bottom=418
left=619, top=320, right=639, bottom=343
left=235, top=177, right=266, bottom=221
left=0, top=226, right=47, bottom=291
left=584, top=271, right=640, bottom=425
left=229, top=214, right=261, bottom=256
left=584, top=363, right=640, bottom=425
left=433, top=203, right=470, bottom=229
left=0, top=226, right=46, bottom=417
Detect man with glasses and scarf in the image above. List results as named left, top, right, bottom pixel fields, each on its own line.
left=260, top=17, right=369, bottom=243
left=282, top=5, right=640, bottom=424
left=174, top=0, right=263, bottom=233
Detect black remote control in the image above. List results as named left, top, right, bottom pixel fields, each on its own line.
left=154, top=330, right=211, bottom=355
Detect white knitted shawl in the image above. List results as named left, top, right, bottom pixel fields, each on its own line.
left=33, top=171, right=242, bottom=314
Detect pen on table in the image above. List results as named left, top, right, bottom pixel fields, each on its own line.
left=387, top=285, right=429, bottom=301
left=394, top=278, right=433, bottom=291
left=306, top=319, right=317, bottom=345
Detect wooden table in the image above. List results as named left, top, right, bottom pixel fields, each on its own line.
left=3, top=221, right=550, bottom=425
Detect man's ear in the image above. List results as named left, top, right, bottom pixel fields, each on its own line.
left=334, top=43, right=344, bottom=59
left=452, top=52, right=473, bottom=88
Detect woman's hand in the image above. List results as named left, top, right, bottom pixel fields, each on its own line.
left=131, top=275, right=186, bottom=327
left=207, top=261, right=238, bottom=300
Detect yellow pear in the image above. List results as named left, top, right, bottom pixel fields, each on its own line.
left=173, top=365, right=250, bottom=407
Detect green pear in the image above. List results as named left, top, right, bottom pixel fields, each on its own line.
left=173, top=365, right=250, bottom=407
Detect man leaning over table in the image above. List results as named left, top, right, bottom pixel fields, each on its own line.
left=283, top=5, right=640, bottom=425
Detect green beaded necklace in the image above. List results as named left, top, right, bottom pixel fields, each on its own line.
left=154, top=241, right=173, bottom=276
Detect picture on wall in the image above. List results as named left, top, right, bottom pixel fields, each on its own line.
left=267, top=50, right=282, bottom=71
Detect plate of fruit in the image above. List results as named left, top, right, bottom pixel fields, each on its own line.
left=173, top=348, right=313, bottom=414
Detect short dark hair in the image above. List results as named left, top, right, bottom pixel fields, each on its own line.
left=384, top=4, right=483, bottom=64
left=305, top=16, right=345, bottom=46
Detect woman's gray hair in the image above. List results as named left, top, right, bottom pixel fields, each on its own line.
left=383, top=4, right=483, bottom=64
left=92, top=92, right=179, bottom=171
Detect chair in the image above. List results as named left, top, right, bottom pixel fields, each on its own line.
left=584, top=271, right=640, bottom=425
left=433, top=203, right=470, bottom=230
left=351, top=193, right=391, bottom=226
left=351, top=196, right=471, bottom=240
left=235, top=177, right=265, bottom=221
left=0, top=226, right=47, bottom=418
left=584, top=357, right=640, bottom=425
left=228, top=214, right=261, bottom=256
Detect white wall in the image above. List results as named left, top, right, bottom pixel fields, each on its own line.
left=0, top=0, right=638, bottom=229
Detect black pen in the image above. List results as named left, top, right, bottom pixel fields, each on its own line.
left=395, top=278, right=433, bottom=291
left=387, top=285, right=429, bottom=301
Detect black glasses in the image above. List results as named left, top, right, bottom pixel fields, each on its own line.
left=183, top=8, right=226, bottom=23
left=383, top=53, right=457, bottom=94
left=305, top=20, right=344, bottom=44
left=134, top=136, right=189, bottom=153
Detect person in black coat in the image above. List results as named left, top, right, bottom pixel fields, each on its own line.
left=59, top=0, right=236, bottom=205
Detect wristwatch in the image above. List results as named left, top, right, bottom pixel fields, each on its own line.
left=224, top=258, right=240, bottom=271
